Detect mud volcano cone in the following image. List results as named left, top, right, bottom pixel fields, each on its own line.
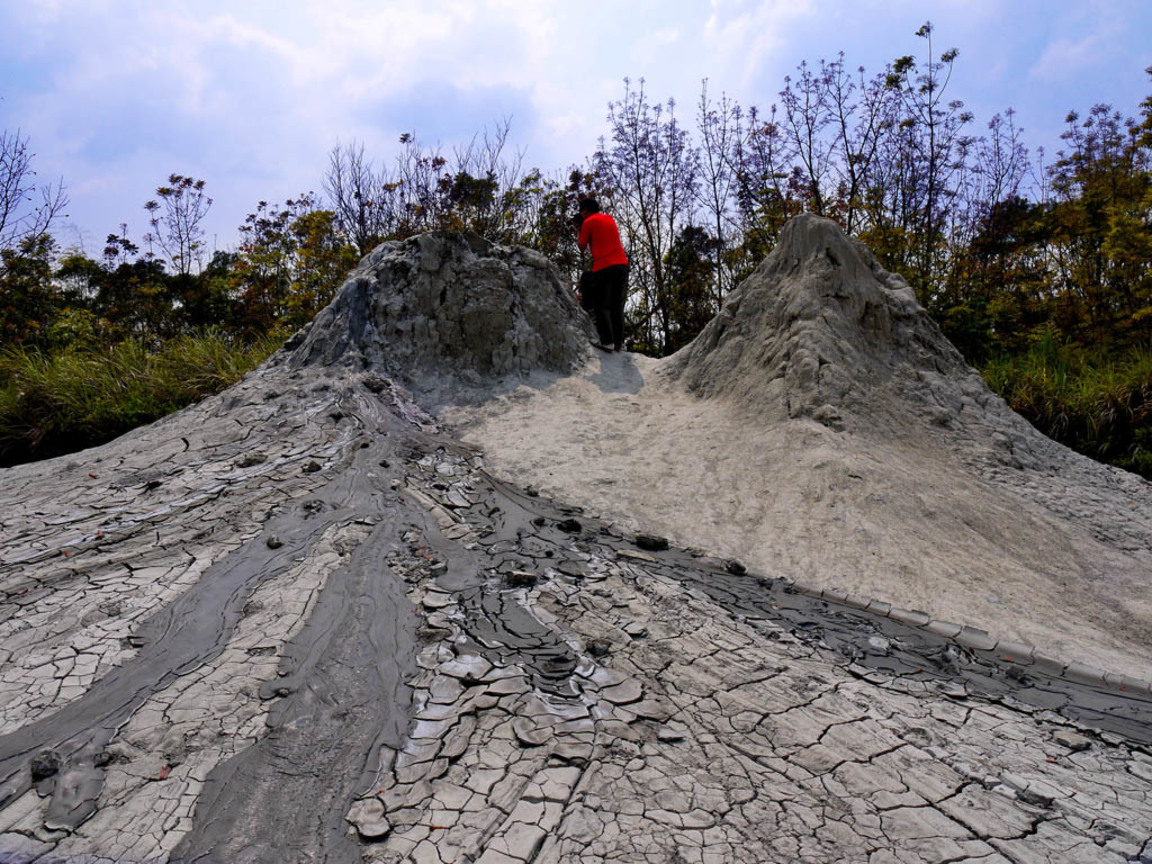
left=280, top=231, right=594, bottom=397
left=666, top=212, right=1024, bottom=445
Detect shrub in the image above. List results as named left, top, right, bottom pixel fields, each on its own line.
left=983, top=335, right=1152, bottom=478
left=0, top=330, right=282, bottom=466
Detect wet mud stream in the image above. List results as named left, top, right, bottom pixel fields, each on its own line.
left=457, top=464, right=1152, bottom=748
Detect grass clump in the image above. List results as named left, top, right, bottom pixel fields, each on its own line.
left=0, top=330, right=283, bottom=466
left=982, top=330, right=1152, bottom=479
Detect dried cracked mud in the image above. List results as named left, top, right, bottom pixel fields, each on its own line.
left=2, top=225, right=1151, bottom=863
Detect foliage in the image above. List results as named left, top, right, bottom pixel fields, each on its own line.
left=0, top=233, right=58, bottom=347
left=0, top=331, right=282, bottom=467
left=593, top=79, right=699, bottom=354
left=231, top=193, right=357, bottom=333
left=144, top=174, right=213, bottom=275
left=984, top=333, right=1152, bottom=478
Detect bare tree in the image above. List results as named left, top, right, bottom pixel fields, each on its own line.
left=323, top=141, right=389, bottom=255
left=827, top=57, right=900, bottom=234
left=695, top=81, right=744, bottom=303
left=143, top=174, right=212, bottom=275
left=0, top=129, right=68, bottom=250
left=736, top=103, right=800, bottom=257
left=779, top=60, right=838, bottom=215
left=890, top=22, right=974, bottom=298
left=952, top=109, right=1029, bottom=249
left=449, top=118, right=527, bottom=240
left=390, top=132, right=449, bottom=236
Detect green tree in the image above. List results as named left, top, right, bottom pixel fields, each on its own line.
left=884, top=22, right=973, bottom=302
left=664, top=225, right=720, bottom=352
left=1045, top=99, right=1152, bottom=345
left=286, top=208, right=357, bottom=328
left=593, top=79, right=700, bottom=355
left=232, top=194, right=356, bottom=333
left=0, top=233, right=58, bottom=347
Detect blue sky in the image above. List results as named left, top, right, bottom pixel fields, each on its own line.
left=2, top=0, right=1150, bottom=258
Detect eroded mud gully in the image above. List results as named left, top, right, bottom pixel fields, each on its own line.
left=2, top=365, right=1150, bottom=864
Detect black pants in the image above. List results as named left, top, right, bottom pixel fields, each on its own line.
left=585, top=264, right=628, bottom=348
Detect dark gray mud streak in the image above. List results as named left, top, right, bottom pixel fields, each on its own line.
left=0, top=472, right=367, bottom=833
left=169, top=441, right=418, bottom=864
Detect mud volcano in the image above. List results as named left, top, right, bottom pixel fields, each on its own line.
left=2, top=222, right=1151, bottom=863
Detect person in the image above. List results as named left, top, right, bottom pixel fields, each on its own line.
left=576, top=197, right=628, bottom=352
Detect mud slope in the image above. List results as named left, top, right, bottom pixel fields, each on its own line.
left=2, top=228, right=1150, bottom=864
left=449, top=213, right=1152, bottom=679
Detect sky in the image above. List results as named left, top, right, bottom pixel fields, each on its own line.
left=2, top=0, right=1150, bottom=258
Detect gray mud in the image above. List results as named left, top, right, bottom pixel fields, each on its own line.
left=169, top=442, right=417, bottom=864
left=435, top=453, right=1152, bottom=749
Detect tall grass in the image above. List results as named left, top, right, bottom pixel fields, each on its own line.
left=983, top=333, right=1152, bottom=478
left=0, top=331, right=283, bottom=466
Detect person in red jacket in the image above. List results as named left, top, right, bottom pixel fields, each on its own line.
left=576, top=197, right=629, bottom=352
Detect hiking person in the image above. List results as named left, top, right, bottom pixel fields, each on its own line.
left=575, top=197, right=628, bottom=352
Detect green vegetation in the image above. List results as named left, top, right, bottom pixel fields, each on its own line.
left=0, top=332, right=282, bottom=465
left=2, top=23, right=1150, bottom=476
left=983, top=334, right=1152, bottom=477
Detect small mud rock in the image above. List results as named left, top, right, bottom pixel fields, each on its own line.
left=724, top=559, right=747, bottom=575
left=556, top=518, right=582, bottom=533
left=557, top=560, right=587, bottom=578
left=362, top=375, right=388, bottom=393
left=586, top=639, right=611, bottom=657
left=266, top=536, right=283, bottom=549
left=302, top=460, right=322, bottom=474
left=1054, top=730, right=1092, bottom=751
left=236, top=453, right=267, bottom=468
left=635, top=534, right=669, bottom=551
left=504, top=571, right=538, bottom=588
left=617, top=549, right=656, bottom=563
left=30, top=750, right=61, bottom=782
left=347, top=797, right=391, bottom=839
left=1005, top=665, right=1030, bottom=684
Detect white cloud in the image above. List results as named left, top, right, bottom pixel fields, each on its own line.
left=632, top=27, right=680, bottom=65
left=5, top=0, right=1151, bottom=251
left=1029, top=33, right=1108, bottom=82
left=704, top=0, right=816, bottom=86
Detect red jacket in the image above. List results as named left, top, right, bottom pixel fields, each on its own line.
left=577, top=213, right=628, bottom=271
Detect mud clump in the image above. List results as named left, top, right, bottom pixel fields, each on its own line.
left=280, top=231, right=593, bottom=399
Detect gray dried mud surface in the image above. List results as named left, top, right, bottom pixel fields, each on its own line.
left=2, top=226, right=1151, bottom=863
